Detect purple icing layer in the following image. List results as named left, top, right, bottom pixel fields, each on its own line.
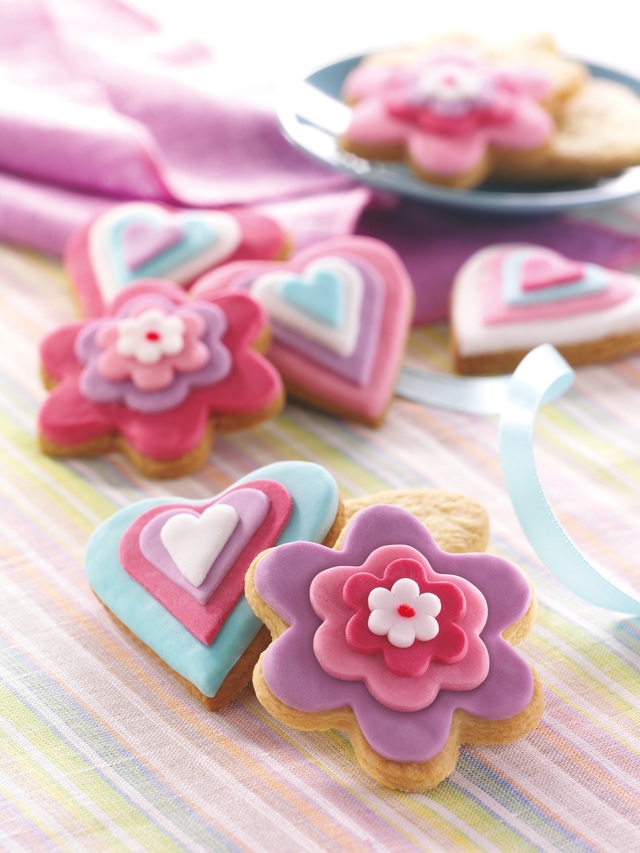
left=254, top=504, right=534, bottom=764
left=235, top=253, right=384, bottom=386
left=75, top=294, right=231, bottom=413
left=139, top=487, right=270, bottom=604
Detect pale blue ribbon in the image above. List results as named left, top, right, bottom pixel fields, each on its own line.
left=396, top=348, right=640, bottom=614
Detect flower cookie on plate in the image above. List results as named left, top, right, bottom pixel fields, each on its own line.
left=86, top=461, right=344, bottom=710
left=246, top=489, right=543, bottom=791
left=192, top=236, right=414, bottom=425
left=339, top=34, right=585, bottom=189
left=38, top=280, right=284, bottom=478
left=451, top=243, right=640, bottom=375
left=65, top=201, right=289, bottom=317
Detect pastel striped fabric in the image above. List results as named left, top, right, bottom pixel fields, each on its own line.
left=1, top=210, right=639, bottom=852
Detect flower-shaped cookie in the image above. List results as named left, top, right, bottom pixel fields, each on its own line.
left=247, top=503, right=543, bottom=791
left=340, top=46, right=555, bottom=188
left=38, top=280, right=284, bottom=477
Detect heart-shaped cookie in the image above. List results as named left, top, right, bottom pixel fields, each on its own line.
left=451, top=243, right=640, bottom=375
left=87, top=461, right=343, bottom=709
left=65, top=201, right=289, bottom=317
left=192, top=237, right=415, bottom=425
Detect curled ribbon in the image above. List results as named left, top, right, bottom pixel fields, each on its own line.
left=396, top=347, right=640, bottom=614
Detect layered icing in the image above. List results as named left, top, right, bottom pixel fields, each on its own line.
left=192, top=236, right=413, bottom=423
left=121, top=480, right=293, bottom=644
left=452, top=244, right=640, bottom=357
left=85, top=462, right=341, bottom=698
left=254, top=504, right=535, bottom=764
left=39, top=280, right=283, bottom=463
left=341, top=46, right=553, bottom=181
left=65, top=201, right=288, bottom=317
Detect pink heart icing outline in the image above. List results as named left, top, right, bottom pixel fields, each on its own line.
left=119, top=479, right=293, bottom=644
left=122, top=221, right=184, bottom=271
left=521, top=255, right=585, bottom=291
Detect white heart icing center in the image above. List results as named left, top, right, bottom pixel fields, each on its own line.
left=159, top=503, right=239, bottom=588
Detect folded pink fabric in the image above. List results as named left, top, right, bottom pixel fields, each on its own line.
left=0, top=0, right=363, bottom=253
left=2, top=0, right=640, bottom=324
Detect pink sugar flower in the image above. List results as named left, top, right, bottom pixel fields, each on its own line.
left=96, top=306, right=212, bottom=390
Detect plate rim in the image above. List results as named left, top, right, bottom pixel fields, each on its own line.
left=277, top=52, right=640, bottom=214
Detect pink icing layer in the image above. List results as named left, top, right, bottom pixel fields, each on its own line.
left=520, top=256, right=586, bottom=291
left=481, top=248, right=633, bottom=326
left=310, top=545, right=489, bottom=712
left=119, top=480, right=292, bottom=645
left=192, top=236, right=414, bottom=423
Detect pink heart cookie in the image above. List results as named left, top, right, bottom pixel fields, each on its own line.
left=191, top=237, right=415, bottom=425
left=450, top=243, right=640, bottom=375
left=65, top=201, right=289, bottom=317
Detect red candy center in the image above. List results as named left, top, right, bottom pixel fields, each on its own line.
left=397, top=603, right=416, bottom=618
left=145, top=330, right=161, bottom=341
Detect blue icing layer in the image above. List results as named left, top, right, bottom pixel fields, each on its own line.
left=109, top=214, right=218, bottom=287
left=280, top=269, right=344, bottom=328
left=85, top=461, right=340, bottom=697
left=504, top=250, right=608, bottom=307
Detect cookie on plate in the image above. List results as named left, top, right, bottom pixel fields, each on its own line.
left=38, top=280, right=284, bottom=478
left=246, top=488, right=543, bottom=791
left=65, top=201, right=289, bottom=316
left=192, top=236, right=414, bottom=425
left=339, top=34, right=585, bottom=189
left=86, top=461, right=344, bottom=710
left=450, top=243, right=640, bottom=375
left=491, top=77, right=640, bottom=184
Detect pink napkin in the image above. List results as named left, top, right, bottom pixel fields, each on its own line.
left=0, top=0, right=367, bottom=254
left=2, top=0, right=640, bottom=324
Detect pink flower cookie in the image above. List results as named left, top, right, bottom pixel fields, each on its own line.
left=38, top=280, right=284, bottom=478
left=451, top=243, right=640, bottom=375
left=340, top=45, right=555, bottom=188
left=246, top=497, right=543, bottom=791
left=191, top=237, right=414, bottom=425
left=65, top=201, right=289, bottom=317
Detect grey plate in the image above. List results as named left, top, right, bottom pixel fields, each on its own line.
left=277, top=54, right=640, bottom=214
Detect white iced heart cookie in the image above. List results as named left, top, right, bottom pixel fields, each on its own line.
left=451, top=243, right=640, bottom=375
left=90, top=204, right=242, bottom=305
left=64, top=200, right=289, bottom=317
left=160, top=503, right=239, bottom=587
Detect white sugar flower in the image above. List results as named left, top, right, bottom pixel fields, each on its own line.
left=368, top=577, right=441, bottom=648
left=116, top=309, right=186, bottom=364
left=417, top=62, right=485, bottom=103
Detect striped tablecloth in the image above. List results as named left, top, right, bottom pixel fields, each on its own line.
left=1, top=203, right=639, bottom=851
